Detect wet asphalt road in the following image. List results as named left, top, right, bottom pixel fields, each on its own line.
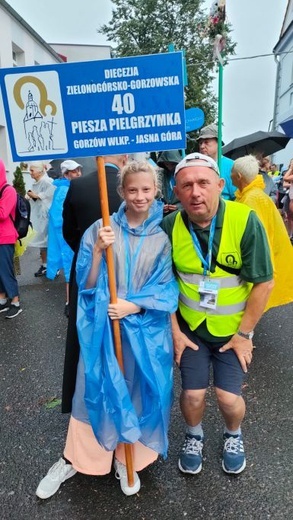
left=1, top=248, right=293, bottom=520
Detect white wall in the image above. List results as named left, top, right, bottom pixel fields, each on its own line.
left=0, top=5, right=113, bottom=186
left=273, top=20, right=293, bottom=169
left=50, top=43, right=111, bottom=63
left=0, top=4, right=62, bottom=183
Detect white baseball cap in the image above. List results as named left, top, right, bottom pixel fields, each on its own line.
left=60, top=160, right=82, bottom=174
left=174, top=152, right=220, bottom=177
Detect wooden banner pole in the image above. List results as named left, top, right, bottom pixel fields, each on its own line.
left=96, top=155, right=134, bottom=487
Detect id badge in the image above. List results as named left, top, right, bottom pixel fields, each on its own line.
left=198, top=279, right=220, bottom=309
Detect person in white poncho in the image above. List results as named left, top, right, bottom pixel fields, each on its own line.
left=26, top=162, right=56, bottom=277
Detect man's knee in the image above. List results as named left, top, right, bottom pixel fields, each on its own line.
left=215, top=387, right=242, bottom=410
left=181, top=389, right=206, bottom=410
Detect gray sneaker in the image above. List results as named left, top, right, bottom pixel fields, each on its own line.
left=178, top=434, right=204, bottom=474
left=222, top=433, right=246, bottom=474
left=36, top=458, right=77, bottom=499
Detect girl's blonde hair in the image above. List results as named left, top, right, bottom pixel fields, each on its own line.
left=118, top=160, right=160, bottom=196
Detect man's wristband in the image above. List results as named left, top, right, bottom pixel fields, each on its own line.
left=237, top=329, right=254, bottom=340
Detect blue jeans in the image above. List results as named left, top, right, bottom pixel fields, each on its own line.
left=0, top=244, right=19, bottom=299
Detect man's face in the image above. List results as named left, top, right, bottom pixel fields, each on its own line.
left=231, top=167, right=240, bottom=188
left=260, top=158, right=270, bottom=172
left=162, top=161, right=177, bottom=172
left=29, top=166, right=43, bottom=181
left=198, top=138, right=218, bottom=160
left=174, top=165, right=224, bottom=224
left=66, top=168, right=82, bottom=180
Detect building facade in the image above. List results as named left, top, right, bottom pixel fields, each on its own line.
left=273, top=0, right=293, bottom=168
left=0, top=0, right=111, bottom=182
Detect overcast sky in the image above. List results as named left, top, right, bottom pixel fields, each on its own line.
left=5, top=0, right=290, bottom=144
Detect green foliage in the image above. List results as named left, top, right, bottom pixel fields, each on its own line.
left=13, top=166, right=26, bottom=196
left=44, top=397, right=62, bottom=410
left=99, top=0, right=236, bottom=152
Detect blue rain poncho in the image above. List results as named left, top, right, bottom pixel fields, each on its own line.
left=74, top=200, right=179, bottom=457
left=47, top=178, right=74, bottom=282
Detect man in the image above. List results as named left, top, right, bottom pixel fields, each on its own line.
left=162, top=152, right=274, bottom=475
left=197, top=123, right=236, bottom=200
left=27, top=162, right=56, bottom=277
left=157, top=150, right=182, bottom=214
left=256, top=154, right=278, bottom=203
left=232, top=154, right=293, bottom=309
left=62, top=154, right=128, bottom=413
left=47, top=160, right=82, bottom=317
left=268, top=163, right=280, bottom=178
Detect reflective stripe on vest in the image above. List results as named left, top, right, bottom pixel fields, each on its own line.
left=179, top=293, right=246, bottom=315
left=177, top=271, right=242, bottom=289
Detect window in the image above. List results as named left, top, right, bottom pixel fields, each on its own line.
left=12, top=43, right=24, bottom=67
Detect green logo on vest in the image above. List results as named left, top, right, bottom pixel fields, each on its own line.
left=221, top=252, right=241, bottom=267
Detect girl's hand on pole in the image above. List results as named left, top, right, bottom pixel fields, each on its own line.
left=94, top=226, right=115, bottom=254
left=108, top=298, right=141, bottom=319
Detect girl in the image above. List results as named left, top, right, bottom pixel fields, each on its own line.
left=36, top=160, right=178, bottom=499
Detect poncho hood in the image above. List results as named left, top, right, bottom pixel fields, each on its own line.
left=0, top=159, right=8, bottom=190
left=157, top=150, right=182, bottom=166
left=235, top=174, right=265, bottom=200
left=112, top=199, right=164, bottom=236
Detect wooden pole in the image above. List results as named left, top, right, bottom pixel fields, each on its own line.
left=96, top=156, right=135, bottom=488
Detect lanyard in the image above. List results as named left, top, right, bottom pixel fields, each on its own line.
left=188, top=216, right=216, bottom=276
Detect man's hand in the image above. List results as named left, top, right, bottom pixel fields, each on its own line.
left=173, top=329, right=199, bottom=366
left=219, top=334, right=253, bottom=373
left=108, top=298, right=141, bottom=320
left=27, top=190, right=38, bottom=200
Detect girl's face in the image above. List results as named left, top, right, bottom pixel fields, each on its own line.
left=122, top=171, right=157, bottom=218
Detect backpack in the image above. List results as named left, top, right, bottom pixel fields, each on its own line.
left=0, top=184, right=32, bottom=240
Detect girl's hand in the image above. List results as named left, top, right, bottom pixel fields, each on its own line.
left=108, top=298, right=141, bottom=319
left=94, top=226, right=115, bottom=255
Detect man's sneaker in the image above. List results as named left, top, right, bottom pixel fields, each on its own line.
left=34, top=265, right=47, bottom=277
left=222, top=433, right=246, bottom=474
left=36, top=458, right=77, bottom=499
left=178, top=434, right=204, bottom=474
left=114, top=458, right=141, bottom=496
left=0, top=301, right=9, bottom=313
left=5, top=304, right=22, bottom=319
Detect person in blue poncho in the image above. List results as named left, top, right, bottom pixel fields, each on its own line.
left=36, top=160, right=179, bottom=499
left=46, top=160, right=82, bottom=316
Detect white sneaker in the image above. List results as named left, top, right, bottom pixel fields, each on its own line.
left=114, top=458, right=141, bottom=496
left=36, top=458, right=77, bottom=499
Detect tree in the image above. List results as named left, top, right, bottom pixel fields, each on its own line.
left=13, top=165, right=26, bottom=196
left=99, top=0, right=236, bottom=151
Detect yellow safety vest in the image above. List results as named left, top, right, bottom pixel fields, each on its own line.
left=172, top=201, right=253, bottom=337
